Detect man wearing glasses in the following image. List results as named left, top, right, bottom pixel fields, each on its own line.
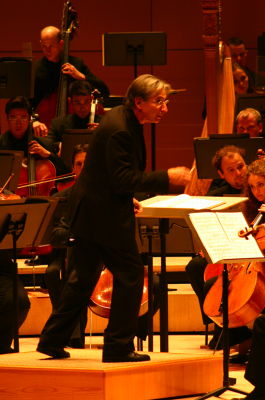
left=32, top=25, right=109, bottom=134
left=37, top=74, right=190, bottom=362
left=0, top=96, right=69, bottom=176
left=44, top=80, right=100, bottom=162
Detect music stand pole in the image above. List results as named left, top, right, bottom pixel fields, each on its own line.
left=9, top=214, right=27, bottom=352
left=197, top=263, right=247, bottom=399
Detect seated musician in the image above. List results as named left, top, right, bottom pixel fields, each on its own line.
left=233, top=158, right=265, bottom=400
left=0, top=96, right=69, bottom=178
left=44, top=80, right=101, bottom=158
left=235, top=108, right=264, bottom=138
left=44, top=143, right=88, bottom=348
left=186, top=145, right=252, bottom=355
left=225, top=37, right=257, bottom=91
left=233, top=62, right=255, bottom=96
left=32, top=25, right=109, bottom=133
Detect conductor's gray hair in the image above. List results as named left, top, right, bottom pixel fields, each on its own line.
left=125, top=74, right=172, bottom=108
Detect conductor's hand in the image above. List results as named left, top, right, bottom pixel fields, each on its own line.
left=133, top=198, right=143, bottom=215
left=167, top=166, right=191, bottom=191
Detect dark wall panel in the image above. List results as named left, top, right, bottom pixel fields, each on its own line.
left=1, top=1, right=265, bottom=171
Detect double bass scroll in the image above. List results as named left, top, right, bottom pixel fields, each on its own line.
left=56, top=1, right=79, bottom=118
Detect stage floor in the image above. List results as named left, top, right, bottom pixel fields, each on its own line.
left=0, top=335, right=253, bottom=400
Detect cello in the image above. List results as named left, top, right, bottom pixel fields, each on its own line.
left=89, top=266, right=149, bottom=318
left=15, top=121, right=56, bottom=197
left=203, top=223, right=265, bottom=328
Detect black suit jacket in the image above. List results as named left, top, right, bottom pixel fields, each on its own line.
left=68, top=105, right=169, bottom=248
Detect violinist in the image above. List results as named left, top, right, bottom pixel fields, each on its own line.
left=0, top=96, right=70, bottom=178
left=32, top=26, right=109, bottom=131
left=45, top=80, right=101, bottom=157
left=185, top=145, right=252, bottom=354
left=233, top=158, right=265, bottom=400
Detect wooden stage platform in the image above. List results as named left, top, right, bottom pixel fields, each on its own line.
left=0, top=344, right=223, bottom=400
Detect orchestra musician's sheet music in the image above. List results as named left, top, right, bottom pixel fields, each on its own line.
left=188, top=211, right=264, bottom=264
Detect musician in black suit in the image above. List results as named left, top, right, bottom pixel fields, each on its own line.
left=32, top=25, right=109, bottom=134
left=36, top=74, right=190, bottom=362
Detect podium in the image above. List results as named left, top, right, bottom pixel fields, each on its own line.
left=137, top=194, right=248, bottom=352
left=0, top=196, right=59, bottom=352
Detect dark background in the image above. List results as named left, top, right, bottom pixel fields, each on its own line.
left=0, top=0, right=264, bottom=171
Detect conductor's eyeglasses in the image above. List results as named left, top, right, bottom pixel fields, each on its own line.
left=153, top=98, right=169, bottom=107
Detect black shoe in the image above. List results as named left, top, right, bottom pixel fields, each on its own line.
left=102, top=351, right=150, bottom=363
left=67, top=338, right=85, bottom=349
left=0, top=347, right=16, bottom=354
left=229, top=353, right=249, bottom=365
left=37, top=344, right=70, bottom=359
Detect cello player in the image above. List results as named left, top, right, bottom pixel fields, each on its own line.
left=185, top=145, right=252, bottom=355
left=0, top=96, right=69, bottom=180
left=233, top=158, right=265, bottom=400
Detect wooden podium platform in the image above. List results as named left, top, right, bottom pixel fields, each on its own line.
left=0, top=346, right=223, bottom=400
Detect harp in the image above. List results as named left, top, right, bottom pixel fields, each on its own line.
left=185, top=0, right=235, bottom=195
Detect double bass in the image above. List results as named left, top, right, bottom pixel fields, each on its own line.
left=36, top=1, right=79, bottom=128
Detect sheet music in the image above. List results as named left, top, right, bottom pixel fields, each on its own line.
left=188, top=211, right=264, bottom=264
left=144, top=194, right=224, bottom=210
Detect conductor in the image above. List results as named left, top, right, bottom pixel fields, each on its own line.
left=37, top=74, right=190, bottom=362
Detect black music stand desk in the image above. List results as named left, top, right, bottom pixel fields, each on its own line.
left=0, top=196, right=59, bottom=352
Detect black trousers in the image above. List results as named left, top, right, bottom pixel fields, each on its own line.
left=39, top=237, right=144, bottom=356
left=245, top=314, right=265, bottom=392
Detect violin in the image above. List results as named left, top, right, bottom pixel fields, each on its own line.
left=89, top=266, right=148, bottom=318
left=203, top=218, right=265, bottom=328
left=89, top=89, right=105, bottom=124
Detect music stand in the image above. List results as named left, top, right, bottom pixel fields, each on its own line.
left=102, top=32, right=166, bottom=78
left=194, top=135, right=265, bottom=179
left=186, top=211, right=263, bottom=399
left=0, top=196, right=59, bottom=352
left=61, top=129, right=94, bottom=168
left=0, top=57, right=34, bottom=98
left=102, top=32, right=167, bottom=171
left=0, top=150, right=23, bottom=192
